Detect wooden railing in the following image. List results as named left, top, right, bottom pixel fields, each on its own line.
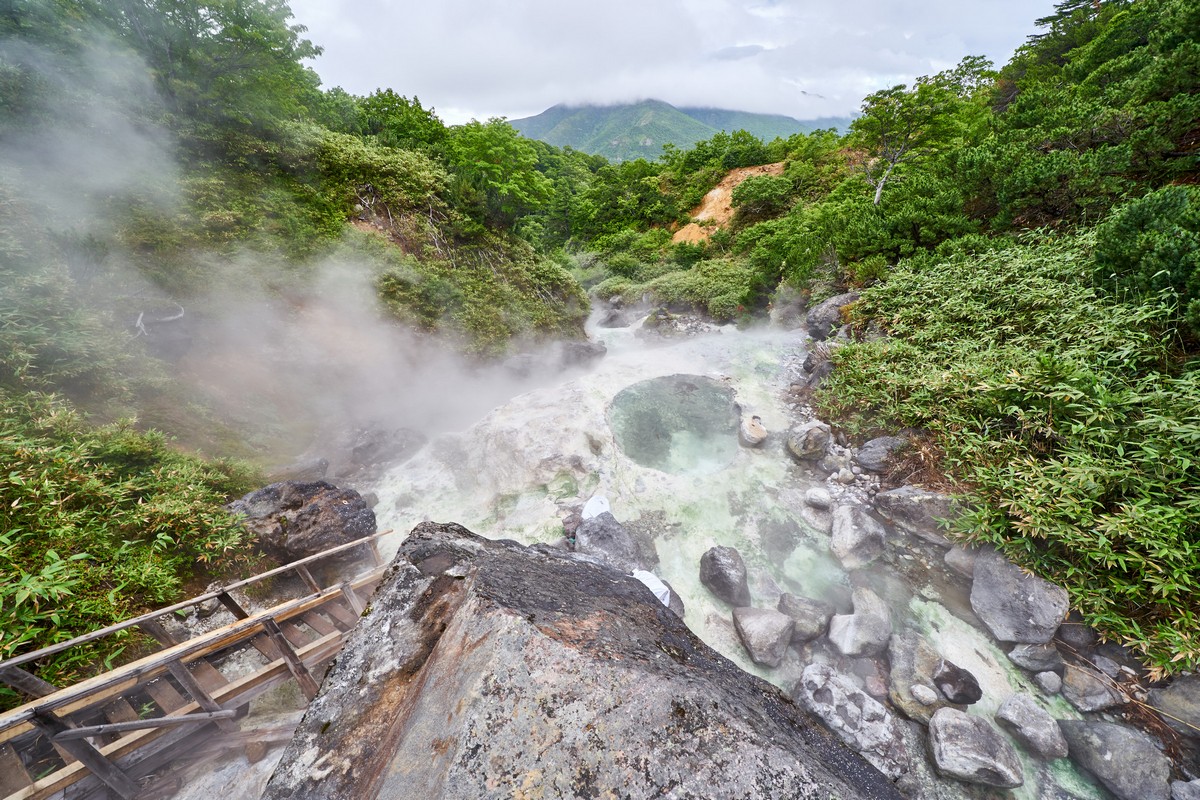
left=0, top=532, right=393, bottom=800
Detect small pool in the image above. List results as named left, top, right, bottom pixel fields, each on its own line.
left=608, top=375, right=738, bottom=475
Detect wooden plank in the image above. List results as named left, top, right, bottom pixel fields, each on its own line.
left=31, top=713, right=138, bottom=800
left=338, top=583, right=365, bottom=617
left=294, top=565, right=321, bottom=594
left=280, top=621, right=315, bottom=649
left=143, top=680, right=186, bottom=714
left=0, top=668, right=56, bottom=700
left=0, top=532, right=391, bottom=673
left=53, top=710, right=236, bottom=741
left=299, top=611, right=337, bottom=637
left=0, top=742, right=32, bottom=795
left=323, top=600, right=358, bottom=630
left=0, top=587, right=346, bottom=737
left=261, top=619, right=318, bottom=701
left=165, top=663, right=236, bottom=734
left=3, top=631, right=345, bottom=800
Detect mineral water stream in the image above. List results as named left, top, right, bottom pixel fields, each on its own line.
left=369, top=312, right=1105, bottom=800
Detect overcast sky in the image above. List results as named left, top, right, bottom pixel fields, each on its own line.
left=287, top=0, right=1054, bottom=125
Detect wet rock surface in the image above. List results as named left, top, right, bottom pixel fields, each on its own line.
left=228, top=480, right=376, bottom=560
left=262, top=523, right=904, bottom=800
left=928, top=707, right=1024, bottom=788
left=573, top=511, right=642, bottom=572
left=995, top=693, right=1068, bottom=759
left=969, top=549, right=1070, bottom=643
left=699, top=544, right=752, bottom=606
left=1151, top=674, right=1200, bottom=737
left=732, top=606, right=794, bottom=667
left=1059, top=720, right=1171, bottom=800
left=1061, top=663, right=1125, bottom=712
left=777, top=593, right=834, bottom=643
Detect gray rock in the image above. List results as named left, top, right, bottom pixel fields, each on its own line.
left=830, top=505, right=888, bottom=569
left=873, top=486, right=958, bottom=546
left=1149, top=674, right=1200, bottom=737
left=804, top=487, right=833, bottom=510
left=928, top=707, right=1024, bottom=788
left=854, top=436, right=906, bottom=473
left=969, top=550, right=1069, bottom=644
left=828, top=588, right=892, bottom=657
left=1059, top=720, right=1171, bottom=800
left=699, top=545, right=752, bottom=606
left=1062, top=664, right=1125, bottom=712
left=806, top=292, right=859, bottom=341
left=1035, top=671, right=1062, bottom=695
left=944, top=545, right=979, bottom=578
left=228, top=480, right=376, bottom=561
left=794, top=663, right=914, bottom=785
left=786, top=420, right=832, bottom=462
left=733, top=607, right=794, bottom=668
left=888, top=630, right=951, bottom=724
left=933, top=659, right=982, bottom=705
left=738, top=414, right=768, bottom=447
left=261, top=523, right=905, bottom=800
left=911, top=684, right=939, bottom=706
left=1173, top=779, right=1200, bottom=800
left=1055, top=611, right=1098, bottom=651
left=995, top=693, right=1068, bottom=760
left=1008, top=643, right=1064, bottom=673
left=574, top=512, right=641, bottom=572
left=776, top=593, right=834, bottom=643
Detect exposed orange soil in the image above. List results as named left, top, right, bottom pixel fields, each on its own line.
left=672, top=162, right=786, bottom=245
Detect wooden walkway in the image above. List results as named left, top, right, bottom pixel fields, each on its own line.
left=0, top=532, right=392, bottom=800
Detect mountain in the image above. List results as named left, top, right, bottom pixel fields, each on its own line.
left=511, top=100, right=849, bottom=162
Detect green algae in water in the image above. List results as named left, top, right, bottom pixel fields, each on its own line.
left=609, top=375, right=738, bottom=475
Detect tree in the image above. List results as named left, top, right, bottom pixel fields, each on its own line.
left=445, top=118, right=551, bottom=228
left=850, top=57, right=994, bottom=206
left=358, top=89, right=446, bottom=151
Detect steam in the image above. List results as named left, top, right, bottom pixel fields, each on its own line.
left=0, top=23, right=587, bottom=473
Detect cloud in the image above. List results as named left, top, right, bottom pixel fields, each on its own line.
left=290, top=0, right=1053, bottom=122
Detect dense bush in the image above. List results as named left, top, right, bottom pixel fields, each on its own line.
left=0, top=390, right=260, bottom=693
left=1094, top=185, right=1200, bottom=335
left=817, top=234, right=1199, bottom=674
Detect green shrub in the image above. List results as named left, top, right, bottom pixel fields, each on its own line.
left=816, top=234, right=1200, bottom=674
left=0, top=390, right=260, bottom=697
left=1094, top=185, right=1200, bottom=334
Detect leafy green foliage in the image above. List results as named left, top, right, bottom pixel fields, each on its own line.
left=817, top=234, right=1200, bottom=672
left=446, top=118, right=551, bottom=229
left=0, top=389, right=259, bottom=678
left=731, top=174, right=793, bottom=224
left=1095, top=185, right=1200, bottom=334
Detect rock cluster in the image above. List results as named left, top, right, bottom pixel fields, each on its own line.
left=261, top=523, right=904, bottom=800
left=228, top=480, right=376, bottom=561
left=694, top=445, right=1190, bottom=800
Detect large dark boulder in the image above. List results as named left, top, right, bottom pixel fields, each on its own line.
left=228, top=480, right=376, bottom=561
left=699, top=545, right=752, bottom=606
left=261, top=523, right=904, bottom=800
left=1059, top=720, right=1171, bottom=800
left=969, top=549, right=1069, bottom=644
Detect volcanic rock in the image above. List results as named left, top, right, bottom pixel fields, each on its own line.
left=699, top=545, right=752, bottom=606
left=1061, top=664, right=1125, bottom=712
left=830, top=504, right=887, bottom=569
left=928, top=708, right=1024, bottom=788
left=794, top=663, right=914, bottom=786
left=1150, top=674, right=1200, bottom=737
left=995, top=693, right=1068, bottom=760
left=228, top=480, right=376, bottom=561
left=828, top=587, right=893, bottom=657
left=933, top=659, right=982, bottom=705
left=732, top=607, right=794, bottom=668
left=806, top=292, right=859, bottom=341
left=261, top=523, right=904, bottom=800
left=786, top=420, right=832, bottom=462
left=1059, top=720, right=1171, bottom=800
left=854, top=436, right=906, bottom=473
left=1007, top=643, right=1064, bottom=673
left=776, top=593, right=834, bottom=643
left=739, top=414, right=768, bottom=447
left=969, top=549, right=1069, bottom=643
left=573, top=511, right=641, bottom=572
left=872, top=486, right=958, bottom=546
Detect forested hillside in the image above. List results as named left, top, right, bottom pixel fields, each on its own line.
left=1, top=0, right=1198, bottom=691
